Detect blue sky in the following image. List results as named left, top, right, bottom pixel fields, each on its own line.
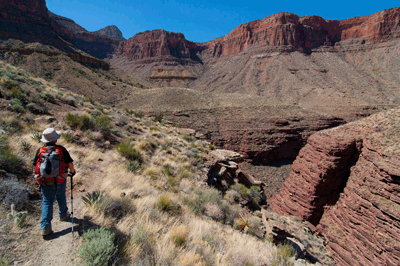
left=46, top=0, right=399, bottom=43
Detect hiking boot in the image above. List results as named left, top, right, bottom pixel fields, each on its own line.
left=41, top=229, right=53, bottom=236
left=59, top=212, right=70, bottom=221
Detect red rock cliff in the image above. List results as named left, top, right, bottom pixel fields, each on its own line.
left=206, top=7, right=400, bottom=56
left=116, top=29, right=202, bottom=61
left=0, top=0, right=49, bottom=24
left=269, top=107, right=400, bottom=266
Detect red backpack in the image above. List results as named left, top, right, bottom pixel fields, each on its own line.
left=34, top=146, right=66, bottom=185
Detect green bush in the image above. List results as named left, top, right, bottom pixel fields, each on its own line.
left=62, top=133, right=75, bottom=143
left=134, top=112, right=144, bottom=118
left=77, top=227, right=117, bottom=266
left=65, top=113, right=80, bottom=129
left=94, top=114, right=112, bottom=133
left=152, top=113, right=163, bottom=123
left=79, top=115, right=95, bottom=130
left=40, top=92, right=55, bottom=103
left=249, top=186, right=262, bottom=204
left=231, top=183, right=249, bottom=200
left=65, top=113, right=95, bottom=130
left=116, top=140, right=142, bottom=162
left=8, top=98, right=25, bottom=113
left=182, top=135, right=193, bottom=142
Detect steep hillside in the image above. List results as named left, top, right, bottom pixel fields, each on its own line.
left=270, top=107, right=400, bottom=265
left=0, top=61, right=334, bottom=266
left=49, top=12, right=122, bottom=59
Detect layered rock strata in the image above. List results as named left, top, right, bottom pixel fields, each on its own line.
left=270, top=107, right=400, bottom=266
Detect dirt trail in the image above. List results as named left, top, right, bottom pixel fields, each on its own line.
left=30, top=189, right=85, bottom=266
left=26, top=148, right=115, bottom=266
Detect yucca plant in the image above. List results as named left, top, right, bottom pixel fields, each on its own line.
left=20, top=140, right=31, bottom=155
left=82, top=191, right=105, bottom=207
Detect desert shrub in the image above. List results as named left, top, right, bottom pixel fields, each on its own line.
left=91, top=109, right=102, bottom=118
left=152, top=113, right=163, bottom=123
left=77, top=227, right=117, bottom=266
left=208, top=144, right=215, bottom=150
left=65, top=113, right=96, bottom=130
left=62, top=95, right=76, bottom=107
left=94, top=114, right=112, bottom=133
left=8, top=98, right=25, bottom=113
left=271, top=242, right=296, bottom=266
left=62, top=133, right=75, bottom=143
left=116, top=140, right=142, bottom=161
left=124, top=108, right=134, bottom=115
left=40, top=92, right=55, bottom=103
left=249, top=186, right=262, bottom=204
left=182, top=135, right=193, bottom=142
left=79, top=115, right=95, bottom=130
left=84, top=96, right=95, bottom=105
left=183, top=187, right=223, bottom=216
left=134, top=112, right=144, bottom=118
left=65, top=113, right=81, bottom=129
left=156, top=195, right=181, bottom=215
left=115, top=115, right=128, bottom=127
left=231, top=183, right=249, bottom=200
left=247, top=216, right=265, bottom=238
left=169, top=226, right=188, bottom=246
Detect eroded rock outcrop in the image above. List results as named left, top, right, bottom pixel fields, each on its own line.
left=116, top=30, right=201, bottom=61
left=270, top=107, right=400, bottom=266
left=0, top=0, right=110, bottom=68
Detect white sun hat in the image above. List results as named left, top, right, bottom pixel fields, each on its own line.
left=40, top=128, right=61, bottom=143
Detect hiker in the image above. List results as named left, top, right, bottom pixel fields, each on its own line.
left=32, top=128, right=76, bottom=236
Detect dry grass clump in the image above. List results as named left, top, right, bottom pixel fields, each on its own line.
left=169, top=226, right=189, bottom=246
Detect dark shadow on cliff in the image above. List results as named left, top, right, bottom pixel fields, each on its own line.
left=308, top=140, right=363, bottom=226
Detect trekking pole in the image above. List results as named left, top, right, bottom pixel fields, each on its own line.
left=68, top=172, right=75, bottom=237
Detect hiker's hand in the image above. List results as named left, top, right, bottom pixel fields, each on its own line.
left=69, top=171, right=76, bottom=177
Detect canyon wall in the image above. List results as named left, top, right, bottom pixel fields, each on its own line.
left=269, top=107, right=400, bottom=266
left=205, top=7, right=400, bottom=56
left=0, top=0, right=110, bottom=68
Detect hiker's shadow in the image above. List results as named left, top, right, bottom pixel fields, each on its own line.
left=43, top=215, right=96, bottom=240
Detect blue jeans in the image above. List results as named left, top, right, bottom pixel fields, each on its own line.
left=40, top=180, right=68, bottom=231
